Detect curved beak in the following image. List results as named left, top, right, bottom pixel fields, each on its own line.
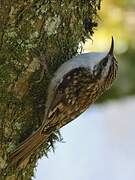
left=108, top=37, right=114, bottom=56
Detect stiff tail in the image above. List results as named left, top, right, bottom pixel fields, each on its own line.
left=9, top=128, right=48, bottom=168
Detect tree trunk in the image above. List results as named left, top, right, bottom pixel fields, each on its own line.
left=0, top=0, right=101, bottom=179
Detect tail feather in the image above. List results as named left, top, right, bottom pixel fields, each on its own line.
left=9, top=128, right=49, bottom=167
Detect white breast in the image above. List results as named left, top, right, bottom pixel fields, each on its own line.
left=52, top=52, right=107, bottom=86
left=44, top=51, right=108, bottom=118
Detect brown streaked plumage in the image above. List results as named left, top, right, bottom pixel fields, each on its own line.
left=9, top=37, right=118, bottom=168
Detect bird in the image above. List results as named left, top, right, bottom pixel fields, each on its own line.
left=9, top=37, right=118, bottom=168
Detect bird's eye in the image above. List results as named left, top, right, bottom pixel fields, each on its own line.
left=102, top=58, right=108, bottom=67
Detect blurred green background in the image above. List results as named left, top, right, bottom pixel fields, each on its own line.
left=84, top=0, right=135, bottom=102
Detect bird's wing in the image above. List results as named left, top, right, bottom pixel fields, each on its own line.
left=46, top=67, right=94, bottom=120
left=49, top=67, right=92, bottom=111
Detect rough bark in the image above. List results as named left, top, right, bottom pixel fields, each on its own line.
left=0, top=0, right=101, bottom=179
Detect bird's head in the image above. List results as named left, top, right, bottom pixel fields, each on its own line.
left=93, top=37, right=118, bottom=89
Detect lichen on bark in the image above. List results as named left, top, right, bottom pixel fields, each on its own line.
left=0, top=0, right=101, bottom=179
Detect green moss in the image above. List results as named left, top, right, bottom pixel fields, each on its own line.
left=0, top=0, right=101, bottom=178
